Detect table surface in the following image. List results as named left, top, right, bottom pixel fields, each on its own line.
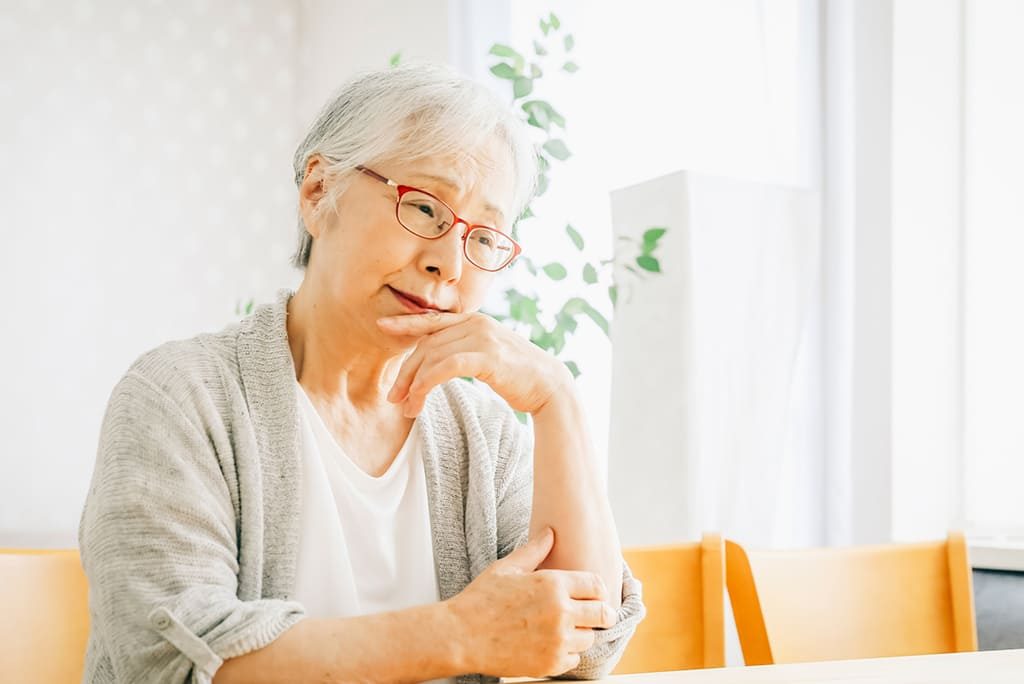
left=509, top=649, right=1024, bottom=683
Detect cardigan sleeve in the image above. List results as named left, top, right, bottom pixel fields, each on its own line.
left=494, top=412, right=646, bottom=680
left=78, top=371, right=305, bottom=684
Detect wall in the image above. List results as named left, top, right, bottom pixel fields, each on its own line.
left=0, top=0, right=451, bottom=547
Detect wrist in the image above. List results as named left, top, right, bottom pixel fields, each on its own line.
left=437, top=597, right=472, bottom=674
left=531, top=359, right=575, bottom=416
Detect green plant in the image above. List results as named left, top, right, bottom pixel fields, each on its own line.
left=480, top=12, right=667, bottom=385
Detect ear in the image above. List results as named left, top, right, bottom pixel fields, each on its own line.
left=299, top=155, right=329, bottom=239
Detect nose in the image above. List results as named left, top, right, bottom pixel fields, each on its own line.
left=421, top=219, right=466, bottom=282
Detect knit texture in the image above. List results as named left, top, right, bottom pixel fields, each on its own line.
left=79, top=288, right=644, bottom=683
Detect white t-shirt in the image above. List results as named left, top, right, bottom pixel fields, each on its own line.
left=292, top=381, right=454, bottom=682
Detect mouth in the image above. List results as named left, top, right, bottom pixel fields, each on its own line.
left=387, top=286, right=445, bottom=314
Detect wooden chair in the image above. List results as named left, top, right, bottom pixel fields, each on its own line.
left=614, top=533, right=725, bottom=673
left=0, top=549, right=90, bottom=683
left=725, top=532, right=978, bottom=665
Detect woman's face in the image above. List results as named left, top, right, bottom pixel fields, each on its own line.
left=299, top=137, right=516, bottom=349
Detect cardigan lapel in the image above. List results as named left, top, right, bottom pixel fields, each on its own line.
left=235, top=288, right=303, bottom=599
left=417, top=388, right=473, bottom=601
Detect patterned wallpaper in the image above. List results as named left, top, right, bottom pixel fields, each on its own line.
left=0, top=0, right=310, bottom=543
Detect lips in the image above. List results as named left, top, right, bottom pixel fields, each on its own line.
left=388, top=286, right=444, bottom=313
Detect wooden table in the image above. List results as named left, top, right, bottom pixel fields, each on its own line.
left=509, top=649, right=1024, bottom=682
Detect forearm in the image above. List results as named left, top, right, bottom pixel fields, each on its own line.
left=530, top=382, right=624, bottom=611
left=214, top=601, right=465, bottom=684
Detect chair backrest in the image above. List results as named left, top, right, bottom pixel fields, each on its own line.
left=725, top=532, right=978, bottom=665
left=614, top=533, right=725, bottom=673
left=0, top=549, right=90, bottom=684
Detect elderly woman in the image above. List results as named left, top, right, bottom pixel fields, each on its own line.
left=79, top=62, right=644, bottom=683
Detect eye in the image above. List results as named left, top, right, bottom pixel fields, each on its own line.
left=413, top=201, right=437, bottom=218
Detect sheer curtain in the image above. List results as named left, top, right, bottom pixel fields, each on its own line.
left=454, top=0, right=829, bottom=548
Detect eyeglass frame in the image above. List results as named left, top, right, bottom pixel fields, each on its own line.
left=354, top=165, right=522, bottom=272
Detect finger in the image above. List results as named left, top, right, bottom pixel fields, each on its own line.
left=402, top=351, right=488, bottom=416
left=496, top=527, right=554, bottom=572
left=552, top=653, right=582, bottom=678
left=559, top=570, right=609, bottom=602
left=566, top=627, right=597, bottom=654
left=388, top=328, right=474, bottom=403
left=570, top=599, right=617, bottom=630
left=377, top=311, right=474, bottom=337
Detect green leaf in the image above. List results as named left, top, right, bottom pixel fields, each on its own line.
left=562, top=61, right=579, bottom=73
left=546, top=105, right=566, bottom=128
left=515, top=410, right=529, bottom=424
left=583, top=303, right=610, bottom=337
left=537, top=153, right=551, bottom=171
left=490, top=62, right=516, bottom=80
left=562, top=297, right=587, bottom=315
left=530, top=62, right=543, bottom=78
left=549, top=12, right=561, bottom=29
left=532, top=329, right=557, bottom=351
left=389, top=52, right=402, bottom=67
left=543, top=139, right=571, bottom=161
left=534, top=38, right=548, bottom=54
left=636, top=255, right=662, bottom=273
left=583, top=263, right=598, bottom=284
left=539, top=19, right=550, bottom=37
left=525, top=112, right=546, bottom=131
left=513, top=76, right=533, bottom=99
left=564, top=34, right=575, bottom=51
left=519, top=205, right=534, bottom=221
left=536, top=172, right=549, bottom=196
left=519, top=255, right=538, bottom=275
left=564, top=360, right=581, bottom=378
left=506, top=289, right=540, bottom=324
left=245, top=299, right=254, bottom=315
left=555, top=310, right=578, bottom=334
left=642, top=226, right=667, bottom=252
left=489, top=44, right=522, bottom=61
left=566, top=224, right=584, bottom=250
left=542, top=262, right=567, bottom=280
left=608, top=285, right=619, bottom=308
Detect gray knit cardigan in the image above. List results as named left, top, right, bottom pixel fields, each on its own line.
left=78, top=289, right=644, bottom=683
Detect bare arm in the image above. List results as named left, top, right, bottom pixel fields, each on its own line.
left=214, top=603, right=463, bottom=684
left=530, top=372, right=624, bottom=612
left=215, top=531, right=611, bottom=683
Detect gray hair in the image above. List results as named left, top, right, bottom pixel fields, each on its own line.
left=290, top=60, right=539, bottom=269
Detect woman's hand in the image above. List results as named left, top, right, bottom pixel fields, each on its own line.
left=445, top=527, right=617, bottom=678
left=377, top=311, right=572, bottom=417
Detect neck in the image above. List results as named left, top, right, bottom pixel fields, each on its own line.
left=286, top=282, right=408, bottom=411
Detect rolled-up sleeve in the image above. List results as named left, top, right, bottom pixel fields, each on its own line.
left=494, top=414, right=646, bottom=680
left=79, top=372, right=304, bottom=683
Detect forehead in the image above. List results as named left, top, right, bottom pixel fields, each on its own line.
left=401, top=144, right=515, bottom=223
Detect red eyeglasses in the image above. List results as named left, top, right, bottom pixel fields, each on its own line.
left=356, top=165, right=522, bottom=271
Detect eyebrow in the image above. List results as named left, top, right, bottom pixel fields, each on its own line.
left=410, top=172, right=506, bottom=223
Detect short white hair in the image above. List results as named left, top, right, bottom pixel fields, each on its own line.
left=290, top=60, right=539, bottom=269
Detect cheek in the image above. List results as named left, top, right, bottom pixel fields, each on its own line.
left=336, top=217, right=411, bottom=265
left=458, top=272, right=497, bottom=311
